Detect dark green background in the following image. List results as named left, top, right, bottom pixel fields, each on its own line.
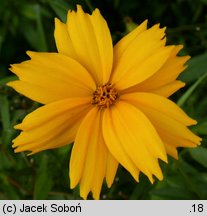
left=0, top=0, right=207, bottom=199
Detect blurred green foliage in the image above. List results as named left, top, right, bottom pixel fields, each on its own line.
left=0, top=0, right=207, bottom=200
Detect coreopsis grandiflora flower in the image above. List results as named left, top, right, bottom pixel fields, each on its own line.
left=8, top=5, right=201, bottom=199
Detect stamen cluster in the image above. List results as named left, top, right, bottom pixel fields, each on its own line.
left=92, top=83, right=119, bottom=109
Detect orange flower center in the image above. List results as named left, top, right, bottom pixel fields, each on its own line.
left=92, top=83, right=119, bottom=109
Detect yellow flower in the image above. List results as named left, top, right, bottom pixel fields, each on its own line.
left=8, top=5, right=201, bottom=199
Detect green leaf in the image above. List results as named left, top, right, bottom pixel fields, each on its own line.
left=20, top=4, right=41, bottom=20
left=179, top=52, right=207, bottom=83
left=34, top=4, right=48, bottom=52
left=150, top=187, right=195, bottom=199
left=189, top=147, right=207, bottom=168
left=176, top=161, right=203, bottom=199
left=33, top=155, right=53, bottom=199
left=20, top=4, right=51, bottom=20
left=0, top=151, right=14, bottom=170
left=0, top=27, right=6, bottom=53
left=200, top=0, right=207, bottom=5
left=0, top=95, right=10, bottom=131
left=192, top=173, right=207, bottom=198
left=129, top=176, right=150, bottom=199
left=48, top=0, right=73, bottom=22
left=0, top=95, right=14, bottom=146
left=193, top=121, right=207, bottom=135
left=0, top=174, right=20, bottom=199
left=0, top=75, right=17, bottom=85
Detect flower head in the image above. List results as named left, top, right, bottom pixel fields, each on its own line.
left=8, top=5, right=201, bottom=199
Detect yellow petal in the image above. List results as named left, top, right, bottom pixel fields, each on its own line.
left=122, top=92, right=200, bottom=160
left=164, top=144, right=178, bottom=159
left=106, top=153, right=119, bottom=188
left=114, top=46, right=174, bottom=90
left=90, top=133, right=108, bottom=200
left=67, top=5, right=113, bottom=84
left=8, top=52, right=95, bottom=104
left=144, top=55, right=189, bottom=89
left=132, top=102, right=201, bottom=145
left=113, top=20, right=147, bottom=62
left=171, top=44, right=184, bottom=56
left=150, top=80, right=185, bottom=97
left=12, top=97, right=91, bottom=154
left=158, top=129, right=197, bottom=159
left=70, top=108, right=108, bottom=200
left=103, top=101, right=166, bottom=182
left=69, top=108, right=97, bottom=190
left=157, top=129, right=199, bottom=159
left=121, top=92, right=196, bottom=126
left=111, top=24, right=167, bottom=86
left=158, top=128, right=198, bottom=148
left=54, top=18, right=77, bottom=58
left=102, top=107, right=139, bottom=181
left=126, top=45, right=190, bottom=92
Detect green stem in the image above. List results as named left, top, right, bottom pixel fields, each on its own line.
left=177, top=72, right=207, bottom=107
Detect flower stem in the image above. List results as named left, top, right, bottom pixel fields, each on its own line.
left=177, top=72, right=207, bottom=107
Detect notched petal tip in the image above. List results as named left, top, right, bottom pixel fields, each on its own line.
left=27, top=151, right=35, bottom=156
left=161, top=154, right=168, bottom=164
left=54, top=17, right=64, bottom=29
left=75, top=4, right=89, bottom=16
left=174, top=154, right=179, bottom=160
left=70, top=182, right=76, bottom=190
left=54, top=17, right=60, bottom=24
left=154, top=23, right=160, bottom=28
left=134, top=175, right=139, bottom=183
left=143, top=19, right=148, bottom=25
left=178, top=81, right=186, bottom=88
left=148, top=174, right=154, bottom=184
left=184, top=55, right=191, bottom=63
left=13, top=147, right=21, bottom=153
left=176, top=44, right=184, bottom=50
left=8, top=64, right=19, bottom=76
left=76, top=4, right=83, bottom=11
left=162, top=26, right=167, bottom=33
left=26, top=51, right=37, bottom=58
left=190, top=119, right=197, bottom=125
left=70, top=173, right=79, bottom=189
left=14, top=123, right=23, bottom=130
left=12, top=142, right=18, bottom=148
left=67, top=9, right=75, bottom=18
left=153, top=23, right=166, bottom=32
left=6, top=81, right=14, bottom=87
left=106, top=180, right=113, bottom=188
left=197, top=136, right=202, bottom=143
left=9, top=64, right=15, bottom=70
left=80, top=192, right=87, bottom=200
left=157, top=172, right=164, bottom=181
left=12, top=136, right=21, bottom=147
left=13, top=147, right=33, bottom=155
left=92, top=192, right=100, bottom=200
left=93, top=8, right=101, bottom=15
